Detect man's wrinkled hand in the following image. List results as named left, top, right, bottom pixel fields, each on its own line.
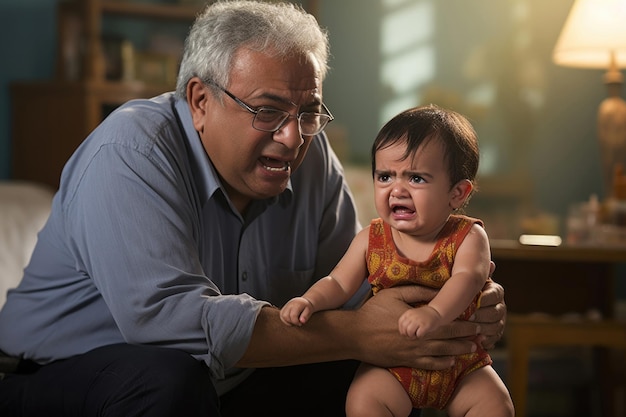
left=471, top=276, right=506, bottom=349
left=353, top=286, right=481, bottom=370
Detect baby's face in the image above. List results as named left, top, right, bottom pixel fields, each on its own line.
left=372, top=138, right=456, bottom=241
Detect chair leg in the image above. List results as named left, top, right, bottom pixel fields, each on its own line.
left=507, top=328, right=530, bottom=417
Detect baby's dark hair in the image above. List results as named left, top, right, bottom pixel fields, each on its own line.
left=371, top=104, right=479, bottom=193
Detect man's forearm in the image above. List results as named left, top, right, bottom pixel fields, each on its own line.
left=236, top=305, right=358, bottom=368
left=236, top=286, right=490, bottom=371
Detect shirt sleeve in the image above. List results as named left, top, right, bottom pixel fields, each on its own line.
left=64, top=140, right=267, bottom=379
left=307, top=133, right=371, bottom=308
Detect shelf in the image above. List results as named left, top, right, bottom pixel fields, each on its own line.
left=12, top=79, right=172, bottom=107
left=490, top=239, right=626, bottom=263
left=59, top=0, right=204, bottom=21
left=13, top=0, right=201, bottom=189
left=102, top=1, right=203, bottom=21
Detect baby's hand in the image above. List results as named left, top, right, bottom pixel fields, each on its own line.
left=398, top=305, right=443, bottom=339
left=280, top=297, right=314, bottom=326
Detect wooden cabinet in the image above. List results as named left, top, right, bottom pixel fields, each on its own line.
left=11, top=80, right=173, bottom=189
left=11, top=0, right=204, bottom=189
left=490, top=241, right=626, bottom=417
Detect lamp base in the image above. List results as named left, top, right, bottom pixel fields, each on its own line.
left=598, top=93, right=626, bottom=198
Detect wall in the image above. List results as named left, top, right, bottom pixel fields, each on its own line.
left=319, top=0, right=614, bottom=237
left=0, top=0, right=57, bottom=179
left=0, top=0, right=621, bottom=235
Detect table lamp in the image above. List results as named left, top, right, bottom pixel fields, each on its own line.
left=553, top=0, right=626, bottom=198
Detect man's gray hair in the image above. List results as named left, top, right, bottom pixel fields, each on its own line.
left=175, top=0, right=330, bottom=99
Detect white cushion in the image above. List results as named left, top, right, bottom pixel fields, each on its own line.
left=0, top=181, right=54, bottom=309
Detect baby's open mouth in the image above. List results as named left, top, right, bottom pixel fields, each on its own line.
left=392, top=205, right=415, bottom=214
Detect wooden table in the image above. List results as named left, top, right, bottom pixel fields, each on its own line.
left=490, top=240, right=626, bottom=417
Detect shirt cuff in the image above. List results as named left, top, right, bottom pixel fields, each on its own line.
left=200, top=293, right=270, bottom=378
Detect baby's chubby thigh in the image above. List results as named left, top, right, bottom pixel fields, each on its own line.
left=346, top=363, right=413, bottom=417
left=446, top=365, right=514, bottom=417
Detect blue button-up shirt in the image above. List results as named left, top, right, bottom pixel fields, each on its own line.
left=0, top=93, right=364, bottom=391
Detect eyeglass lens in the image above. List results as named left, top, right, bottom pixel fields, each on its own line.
left=253, top=108, right=330, bottom=135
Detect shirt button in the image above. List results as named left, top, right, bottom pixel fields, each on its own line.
left=241, top=271, right=248, bottom=281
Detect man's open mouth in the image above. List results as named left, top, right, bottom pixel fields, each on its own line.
left=261, top=156, right=290, bottom=172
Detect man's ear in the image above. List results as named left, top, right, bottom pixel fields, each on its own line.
left=450, top=179, right=474, bottom=209
left=187, top=77, right=210, bottom=133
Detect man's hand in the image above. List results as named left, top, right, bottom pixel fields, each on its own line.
left=351, top=262, right=506, bottom=369
left=239, top=265, right=506, bottom=370
left=471, top=279, right=506, bottom=349
left=351, top=286, right=482, bottom=371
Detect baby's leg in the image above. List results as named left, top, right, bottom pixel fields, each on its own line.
left=346, top=363, right=413, bottom=417
left=446, top=365, right=514, bottom=417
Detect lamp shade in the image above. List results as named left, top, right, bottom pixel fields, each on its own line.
left=553, top=0, right=626, bottom=69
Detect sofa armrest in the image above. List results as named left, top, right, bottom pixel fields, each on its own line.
left=0, top=181, right=54, bottom=309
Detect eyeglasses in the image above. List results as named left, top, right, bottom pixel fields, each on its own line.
left=206, top=80, right=334, bottom=136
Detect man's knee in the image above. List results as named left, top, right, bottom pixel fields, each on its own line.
left=0, top=344, right=220, bottom=417
left=91, top=344, right=218, bottom=417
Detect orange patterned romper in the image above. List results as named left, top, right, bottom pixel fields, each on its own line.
left=366, top=215, right=492, bottom=410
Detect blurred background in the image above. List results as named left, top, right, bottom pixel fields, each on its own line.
left=0, top=0, right=610, bottom=238
left=1, top=1, right=625, bottom=416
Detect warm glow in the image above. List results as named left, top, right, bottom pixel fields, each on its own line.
left=553, top=0, right=626, bottom=69
left=519, top=234, right=562, bottom=247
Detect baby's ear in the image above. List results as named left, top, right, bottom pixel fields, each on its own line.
left=450, top=179, right=473, bottom=209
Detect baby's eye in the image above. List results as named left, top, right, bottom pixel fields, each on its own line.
left=376, top=174, right=391, bottom=183
left=409, top=175, right=426, bottom=184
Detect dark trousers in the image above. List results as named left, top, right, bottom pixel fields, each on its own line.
left=221, top=361, right=421, bottom=417
left=0, top=344, right=218, bottom=417
left=0, top=344, right=421, bottom=417
left=220, top=359, right=360, bottom=416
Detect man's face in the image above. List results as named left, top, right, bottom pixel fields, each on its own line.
left=190, top=47, right=323, bottom=213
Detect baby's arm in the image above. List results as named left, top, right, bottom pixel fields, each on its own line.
left=280, top=228, right=370, bottom=326
left=398, top=224, right=491, bottom=338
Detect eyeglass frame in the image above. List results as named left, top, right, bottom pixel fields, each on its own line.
left=204, top=79, right=334, bottom=136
